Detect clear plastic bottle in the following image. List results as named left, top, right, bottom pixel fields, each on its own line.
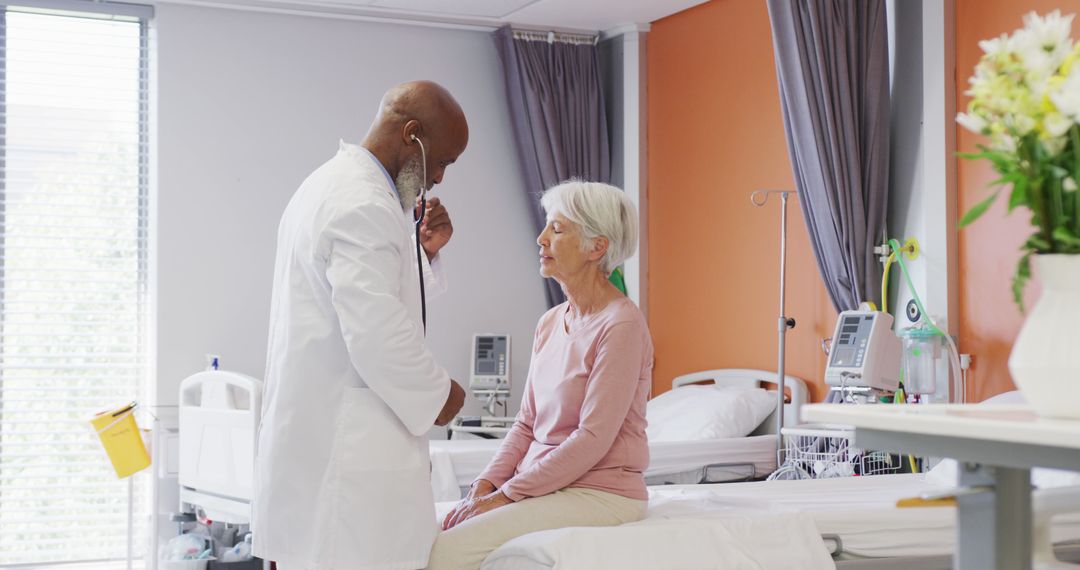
left=899, top=324, right=942, bottom=397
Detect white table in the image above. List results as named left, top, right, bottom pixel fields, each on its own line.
left=802, top=403, right=1080, bottom=570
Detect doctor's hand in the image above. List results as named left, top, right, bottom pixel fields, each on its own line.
left=417, top=197, right=453, bottom=261
left=442, top=487, right=513, bottom=530
left=434, top=380, right=465, bottom=427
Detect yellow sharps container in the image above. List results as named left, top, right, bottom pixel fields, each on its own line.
left=91, top=402, right=151, bottom=478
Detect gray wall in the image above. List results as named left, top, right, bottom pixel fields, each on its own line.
left=154, top=4, right=548, bottom=423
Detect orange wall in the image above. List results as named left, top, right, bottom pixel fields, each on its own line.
left=647, top=0, right=836, bottom=401
left=956, top=0, right=1080, bottom=402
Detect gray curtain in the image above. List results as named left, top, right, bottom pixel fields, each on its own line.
left=766, top=0, right=891, bottom=311
left=493, top=25, right=611, bottom=307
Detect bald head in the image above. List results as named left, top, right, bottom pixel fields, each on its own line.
left=362, top=81, right=469, bottom=208
left=378, top=81, right=467, bottom=136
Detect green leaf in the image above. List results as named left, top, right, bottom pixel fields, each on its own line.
left=1008, top=176, right=1029, bottom=212
left=1013, top=253, right=1032, bottom=314
left=958, top=146, right=1017, bottom=172
left=1050, top=174, right=1066, bottom=233
left=982, top=146, right=1019, bottom=171
left=990, top=171, right=1022, bottom=186
left=959, top=190, right=1000, bottom=228
left=1071, top=126, right=1080, bottom=234
left=1053, top=227, right=1080, bottom=249
left=1031, top=136, right=1048, bottom=163
left=1024, top=232, right=1051, bottom=251
left=1071, top=124, right=1080, bottom=178
left=957, top=150, right=1002, bottom=163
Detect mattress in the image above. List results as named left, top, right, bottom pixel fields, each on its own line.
left=644, top=474, right=1080, bottom=558
left=429, top=435, right=778, bottom=500
left=460, top=474, right=1080, bottom=568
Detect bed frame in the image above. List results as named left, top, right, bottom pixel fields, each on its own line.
left=831, top=542, right=1080, bottom=569
left=663, top=369, right=809, bottom=483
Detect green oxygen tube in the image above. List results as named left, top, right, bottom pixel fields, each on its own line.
left=886, top=238, right=966, bottom=403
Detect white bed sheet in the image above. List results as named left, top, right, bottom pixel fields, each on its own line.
left=430, top=439, right=501, bottom=488
left=460, top=474, right=1080, bottom=569
left=642, top=474, right=959, bottom=559
left=429, top=435, right=777, bottom=501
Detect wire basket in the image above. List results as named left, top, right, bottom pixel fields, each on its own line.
left=767, top=424, right=902, bottom=481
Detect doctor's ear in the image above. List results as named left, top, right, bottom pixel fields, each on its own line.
left=403, top=120, right=423, bottom=145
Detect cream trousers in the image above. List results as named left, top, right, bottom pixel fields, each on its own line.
left=426, top=487, right=646, bottom=570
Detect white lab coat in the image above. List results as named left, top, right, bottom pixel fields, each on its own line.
left=252, top=141, right=450, bottom=570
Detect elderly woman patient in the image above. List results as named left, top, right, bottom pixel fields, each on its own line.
left=427, top=181, right=654, bottom=570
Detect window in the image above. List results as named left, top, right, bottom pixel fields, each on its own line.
left=0, top=1, right=152, bottom=567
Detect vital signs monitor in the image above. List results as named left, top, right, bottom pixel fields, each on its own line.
left=824, top=309, right=901, bottom=393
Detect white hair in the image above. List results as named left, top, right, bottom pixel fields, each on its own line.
left=540, top=181, right=639, bottom=276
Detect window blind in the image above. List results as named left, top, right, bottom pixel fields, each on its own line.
left=0, top=3, right=152, bottom=567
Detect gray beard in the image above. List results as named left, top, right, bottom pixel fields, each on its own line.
left=394, top=155, right=425, bottom=212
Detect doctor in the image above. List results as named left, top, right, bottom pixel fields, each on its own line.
left=252, top=81, right=468, bottom=570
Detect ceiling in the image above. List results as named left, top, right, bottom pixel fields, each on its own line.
left=166, top=0, right=709, bottom=33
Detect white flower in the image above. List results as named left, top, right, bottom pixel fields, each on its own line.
left=958, top=11, right=1080, bottom=157
left=1022, top=10, right=1074, bottom=45
left=989, top=133, right=1018, bottom=153
left=1050, top=67, right=1080, bottom=120
left=1014, top=11, right=1075, bottom=93
left=1043, top=111, right=1074, bottom=138
left=1009, top=113, right=1038, bottom=136
left=1017, top=11, right=1074, bottom=61
left=979, top=34, right=1013, bottom=56
left=1043, top=135, right=1068, bottom=155
left=1064, top=177, right=1078, bottom=193
left=957, top=112, right=989, bottom=134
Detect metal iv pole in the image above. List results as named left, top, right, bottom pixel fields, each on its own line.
left=750, top=189, right=797, bottom=464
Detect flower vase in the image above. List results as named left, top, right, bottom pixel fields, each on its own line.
left=1008, top=254, right=1080, bottom=420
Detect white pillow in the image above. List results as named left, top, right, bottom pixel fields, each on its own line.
left=646, top=385, right=776, bottom=442
left=925, top=390, right=1080, bottom=488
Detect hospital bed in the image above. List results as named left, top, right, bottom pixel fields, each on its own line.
left=434, top=473, right=1080, bottom=569
left=178, top=370, right=262, bottom=524
left=429, top=369, right=808, bottom=502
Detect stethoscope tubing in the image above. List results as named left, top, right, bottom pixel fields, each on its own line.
left=413, top=136, right=428, bottom=332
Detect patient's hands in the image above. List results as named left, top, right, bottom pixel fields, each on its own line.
left=466, top=479, right=497, bottom=499
left=442, top=479, right=512, bottom=530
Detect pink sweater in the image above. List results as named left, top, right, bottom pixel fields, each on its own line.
left=477, top=297, right=653, bottom=501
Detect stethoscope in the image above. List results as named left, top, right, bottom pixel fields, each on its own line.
left=410, top=133, right=429, bottom=332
